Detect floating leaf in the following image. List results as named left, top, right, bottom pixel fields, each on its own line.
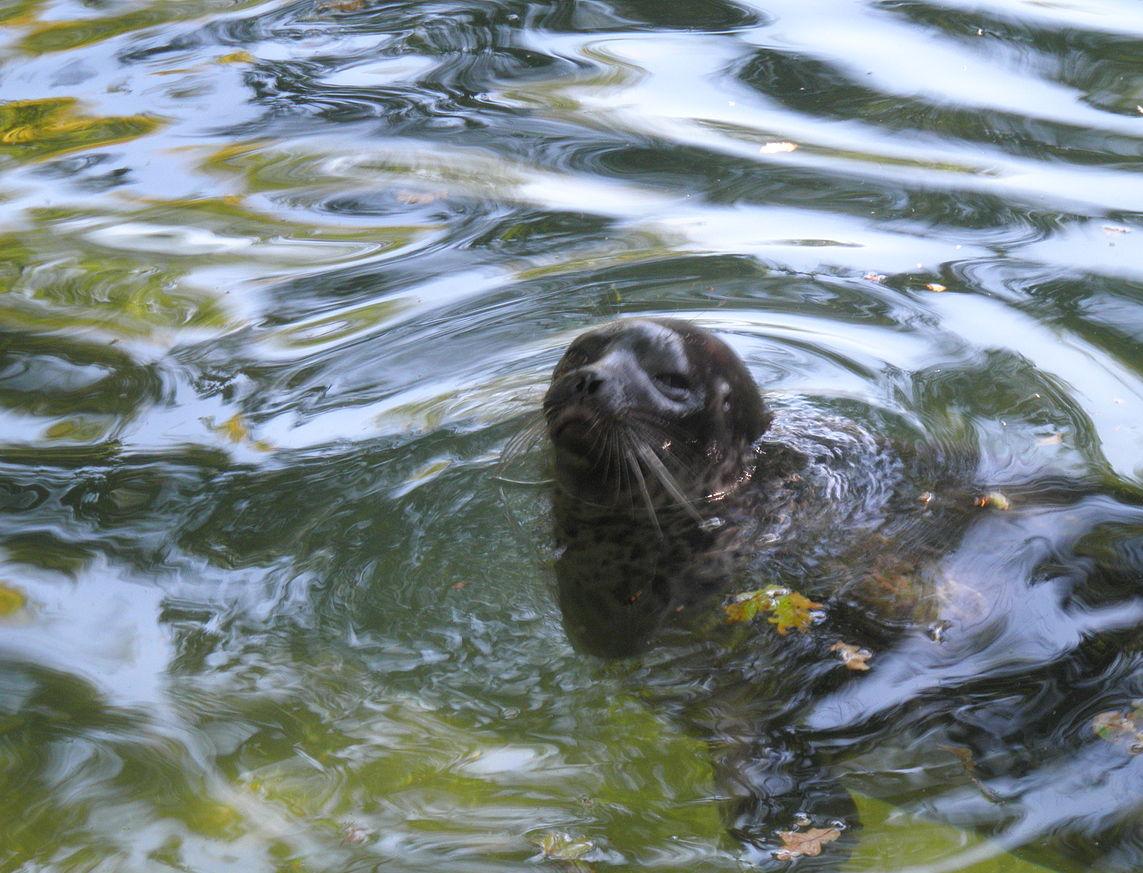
left=395, top=189, right=444, bottom=205
left=863, top=272, right=886, bottom=283
left=44, top=418, right=107, bottom=442
left=974, top=491, right=1011, bottom=510
left=925, top=283, right=947, bottom=293
left=1102, top=225, right=1131, bottom=235
left=204, top=414, right=274, bottom=451
left=219, top=414, right=248, bottom=443
left=927, top=619, right=952, bottom=643
left=724, top=588, right=776, bottom=624
left=215, top=50, right=255, bottom=65
left=774, top=826, right=841, bottom=861
left=341, top=821, right=372, bottom=845
left=725, top=587, right=823, bottom=635
left=769, top=590, right=824, bottom=635
left=848, top=792, right=1055, bottom=871
left=760, top=141, right=798, bottom=154
left=0, top=583, right=27, bottom=616
left=1092, top=705, right=1143, bottom=754
left=830, top=641, right=872, bottom=671
left=534, top=831, right=593, bottom=861
left=940, top=744, right=1005, bottom=802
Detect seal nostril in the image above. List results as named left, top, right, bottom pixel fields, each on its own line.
left=574, top=371, right=604, bottom=396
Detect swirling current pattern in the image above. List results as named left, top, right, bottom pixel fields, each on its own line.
left=0, top=0, right=1140, bottom=871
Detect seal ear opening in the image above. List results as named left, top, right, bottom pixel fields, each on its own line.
left=728, top=373, right=771, bottom=444
left=754, top=404, right=774, bottom=442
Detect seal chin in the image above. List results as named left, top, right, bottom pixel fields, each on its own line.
left=548, top=407, right=598, bottom=448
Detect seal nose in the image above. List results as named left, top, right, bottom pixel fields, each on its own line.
left=573, top=369, right=604, bottom=397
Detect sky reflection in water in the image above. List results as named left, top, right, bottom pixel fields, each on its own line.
left=0, top=0, right=1141, bottom=871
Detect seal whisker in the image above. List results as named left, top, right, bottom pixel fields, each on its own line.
left=633, top=440, right=705, bottom=524
left=496, top=415, right=553, bottom=486
left=623, top=434, right=663, bottom=536
left=606, top=428, right=624, bottom=506
left=628, top=419, right=703, bottom=475
left=500, top=415, right=547, bottom=464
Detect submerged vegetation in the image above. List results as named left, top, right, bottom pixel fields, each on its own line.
left=0, top=0, right=1141, bottom=870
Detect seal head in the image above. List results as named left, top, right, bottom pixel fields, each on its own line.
left=543, top=318, right=777, bottom=658
left=543, top=318, right=771, bottom=510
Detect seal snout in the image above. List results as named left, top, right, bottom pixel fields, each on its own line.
left=571, top=369, right=605, bottom=398
left=545, top=364, right=622, bottom=453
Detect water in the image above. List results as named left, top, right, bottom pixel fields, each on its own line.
left=1, top=0, right=1141, bottom=869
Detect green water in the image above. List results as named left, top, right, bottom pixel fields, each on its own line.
left=0, top=0, right=1141, bottom=870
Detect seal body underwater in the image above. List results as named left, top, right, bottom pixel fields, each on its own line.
left=542, top=317, right=971, bottom=859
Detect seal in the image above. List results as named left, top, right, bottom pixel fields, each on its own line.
left=544, top=317, right=783, bottom=657
left=542, top=317, right=964, bottom=858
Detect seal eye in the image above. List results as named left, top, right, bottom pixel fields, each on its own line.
left=654, top=372, right=691, bottom=393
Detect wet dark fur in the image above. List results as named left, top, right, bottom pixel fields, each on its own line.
left=542, top=317, right=967, bottom=861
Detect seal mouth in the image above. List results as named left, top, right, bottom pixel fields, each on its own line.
left=550, top=407, right=606, bottom=452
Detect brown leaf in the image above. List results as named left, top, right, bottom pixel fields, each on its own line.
left=925, top=282, right=947, bottom=293
left=396, top=189, right=443, bottom=205
left=774, top=826, right=842, bottom=861
left=830, top=641, right=872, bottom=671
left=341, top=821, right=372, bottom=845
left=1091, top=705, right=1143, bottom=755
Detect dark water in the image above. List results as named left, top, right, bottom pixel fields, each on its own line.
left=1, top=0, right=1142, bottom=870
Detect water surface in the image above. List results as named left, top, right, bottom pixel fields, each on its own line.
left=1, top=0, right=1141, bottom=870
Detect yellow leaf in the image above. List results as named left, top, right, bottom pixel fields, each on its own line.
left=974, top=491, right=1011, bottom=510
left=203, top=414, right=275, bottom=451
left=925, top=283, right=947, bottom=293
left=724, top=588, right=777, bottom=624
left=215, top=51, right=255, bottom=65
left=725, top=587, right=822, bottom=634
left=535, top=831, right=593, bottom=861
left=220, top=414, right=249, bottom=443
left=769, top=590, right=823, bottom=635
left=0, top=583, right=27, bottom=616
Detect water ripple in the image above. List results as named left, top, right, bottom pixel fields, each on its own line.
left=1, top=0, right=1141, bottom=870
